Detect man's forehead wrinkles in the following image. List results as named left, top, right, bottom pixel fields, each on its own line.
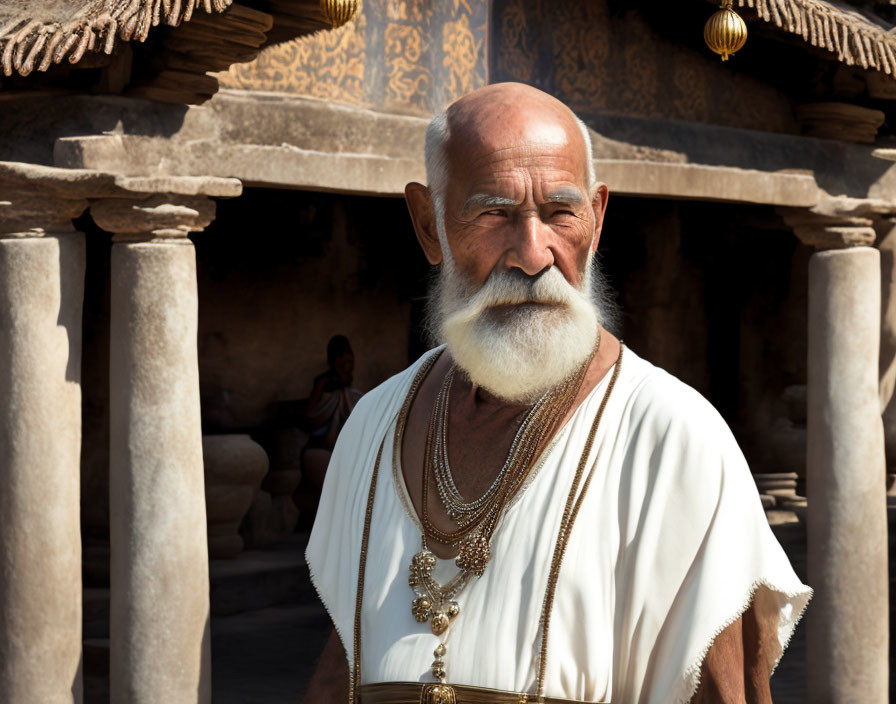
left=459, top=139, right=580, bottom=170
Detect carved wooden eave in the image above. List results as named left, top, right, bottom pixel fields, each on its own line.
left=733, top=0, right=896, bottom=74
left=0, top=0, right=239, bottom=78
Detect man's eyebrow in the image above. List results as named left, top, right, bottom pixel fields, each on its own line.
left=545, top=187, right=585, bottom=204
left=462, top=193, right=519, bottom=212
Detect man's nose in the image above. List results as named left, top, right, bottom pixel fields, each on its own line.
left=504, top=215, right=554, bottom=276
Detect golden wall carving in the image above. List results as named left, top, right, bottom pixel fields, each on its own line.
left=219, top=0, right=486, bottom=114
left=384, top=23, right=432, bottom=110
left=493, top=0, right=796, bottom=133
left=220, top=3, right=366, bottom=103
left=442, top=14, right=482, bottom=100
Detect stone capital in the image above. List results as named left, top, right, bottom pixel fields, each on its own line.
left=779, top=205, right=878, bottom=250
left=90, top=194, right=216, bottom=242
left=0, top=186, right=88, bottom=238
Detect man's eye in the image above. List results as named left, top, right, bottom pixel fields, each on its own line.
left=481, top=209, right=508, bottom=217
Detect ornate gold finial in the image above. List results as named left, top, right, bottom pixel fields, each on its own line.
left=704, top=1, right=748, bottom=61
left=319, top=0, right=359, bottom=28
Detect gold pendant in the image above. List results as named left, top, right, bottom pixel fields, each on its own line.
left=455, top=533, right=490, bottom=577
left=421, top=683, right=456, bottom=704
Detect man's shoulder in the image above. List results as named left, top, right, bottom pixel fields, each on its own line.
left=620, top=348, right=733, bottom=452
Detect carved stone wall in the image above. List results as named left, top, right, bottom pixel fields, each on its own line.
left=491, top=0, right=800, bottom=134
left=217, top=0, right=487, bottom=114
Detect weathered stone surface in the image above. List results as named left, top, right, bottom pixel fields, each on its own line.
left=91, top=195, right=216, bottom=239
left=4, top=89, right=896, bottom=202
left=594, top=160, right=818, bottom=207
left=109, top=226, right=210, bottom=702
left=0, top=231, right=85, bottom=704
left=780, top=202, right=882, bottom=249
left=806, top=246, right=888, bottom=703
left=0, top=187, right=88, bottom=237
left=0, top=160, right=241, bottom=199
left=54, top=131, right=820, bottom=207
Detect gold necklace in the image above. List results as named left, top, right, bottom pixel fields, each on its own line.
left=349, top=344, right=626, bottom=702
left=409, top=337, right=599, bottom=683
left=431, top=366, right=563, bottom=528
left=421, top=336, right=597, bottom=556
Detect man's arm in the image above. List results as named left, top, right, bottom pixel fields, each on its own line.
left=692, top=603, right=776, bottom=704
left=300, top=627, right=349, bottom=704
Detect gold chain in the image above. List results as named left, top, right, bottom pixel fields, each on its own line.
left=421, top=336, right=598, bottom=555
left=535, top=345, right=624, bottom=702
left=349, top=343, right=624, bottom=702
left=349, top=352, right=442, bottom=704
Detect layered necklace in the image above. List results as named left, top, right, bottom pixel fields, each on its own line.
left=406, top=334, right=599, bottom=684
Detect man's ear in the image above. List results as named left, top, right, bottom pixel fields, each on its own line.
left=590, top=182, right=609, bottom=252
left=405, top=182, right=443, bottom=265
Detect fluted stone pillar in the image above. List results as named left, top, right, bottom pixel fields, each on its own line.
left=790, top=213, right=889, bottom=703
left=0, top=189, right=86, bottom=703
left=92, top=195, right=214, bottom=704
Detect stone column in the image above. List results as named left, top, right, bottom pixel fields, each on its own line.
left=789, top=213, right=889, bottom=703
left=91, top=195, right=214, bottom=704
left=0, top=189, right=87, bottom=703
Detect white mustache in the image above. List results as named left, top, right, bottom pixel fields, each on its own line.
left=443, top=267, right=582, bottom=329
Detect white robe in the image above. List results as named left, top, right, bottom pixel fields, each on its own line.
left=306, top=346, right=811, bottom=703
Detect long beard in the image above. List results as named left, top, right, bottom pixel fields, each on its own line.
left=427, top=260, right=603, bottom=404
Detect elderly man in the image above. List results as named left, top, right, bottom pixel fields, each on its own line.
left=301, top=83, right=810, bottom=704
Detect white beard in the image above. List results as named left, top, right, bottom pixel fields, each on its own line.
left=432, top=260, right=601, bottom=404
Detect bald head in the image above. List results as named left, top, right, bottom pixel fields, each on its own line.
left=425, top=83, right=595, bottom=210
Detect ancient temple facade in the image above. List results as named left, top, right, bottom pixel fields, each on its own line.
left=1, top=0, right=895, bottom=702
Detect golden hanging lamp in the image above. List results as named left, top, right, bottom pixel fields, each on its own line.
left=704, top=0, right=748, bottom=61
left=320, top=0, right=359, bottom=28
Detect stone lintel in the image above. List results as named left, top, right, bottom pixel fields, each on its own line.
left=0, top=160, right=241, bottom=200
left=595, top=160, right=819, bottom=208
left=90, top=194, right=216, bottom=242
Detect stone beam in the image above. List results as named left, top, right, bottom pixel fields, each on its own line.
left=18, top=89, right=896, bottom=206
left=54, top=133, right=820, bottom=207
left=0, top=186, right=87, bottom=704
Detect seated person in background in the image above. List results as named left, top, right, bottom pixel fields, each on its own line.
left=302, top=334, right=362, bottom=490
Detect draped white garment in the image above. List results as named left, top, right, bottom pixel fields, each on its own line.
left=306, top=347, right=811, bottom=703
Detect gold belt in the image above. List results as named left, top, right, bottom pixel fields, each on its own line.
left=359, top=682, right=607, bottom=704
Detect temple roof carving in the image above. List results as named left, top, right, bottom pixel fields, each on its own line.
left=734, top=0, right=896, bottom=74
left=0, top=0, right=237, bottom=78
